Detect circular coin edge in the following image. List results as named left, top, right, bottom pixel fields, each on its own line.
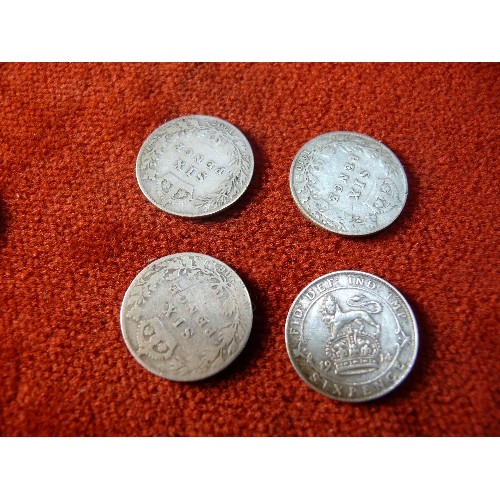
left=135, top=115, right=255, bottom=218
left=289, top=131, right=409, bottom=236
left=284, top=269, right=419, bottom=402
left=120, top=252, right=254, bottom=382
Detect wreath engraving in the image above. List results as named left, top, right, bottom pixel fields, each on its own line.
left=139, top=117, right=252, bottom=210
left=294, top=134, right=403, bottom=231
left=125, top=255, right=246, bottom=376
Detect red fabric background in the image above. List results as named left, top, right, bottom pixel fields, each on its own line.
left=0, top=63, right=498, bottom=436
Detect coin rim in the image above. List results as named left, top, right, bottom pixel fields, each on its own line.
left=120, top=252, right=253, bottom=381
left=284, top=270, right=419, bottom=402
left=136, top=114, right=255, bottom=217
left=289, top=131, right=409, bottom=236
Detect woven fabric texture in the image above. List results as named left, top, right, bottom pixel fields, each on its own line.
left=0, top=63, right=498, bottom=436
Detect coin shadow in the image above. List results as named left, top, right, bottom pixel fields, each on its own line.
left=188, top=129, right=267, bottom=224
left=361, top=295, right=433, bottom=409
left=197, top=271, right=270, bottom=386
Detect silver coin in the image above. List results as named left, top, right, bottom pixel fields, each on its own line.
left=136, top=115, right=254, bottom=217
left=290, top=132, right=408, bottom=235
left=285, top=271, right=418, bottom=402
left=120, top=253, right=253, bottom=381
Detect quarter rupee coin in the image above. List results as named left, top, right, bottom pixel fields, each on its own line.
left=290, top=132, right=408, bottom=235
left=136, top=115, right=254, bottom=217
left=120, top=253, right=253, bottom=381
left=285, top=271, right=418, bottom=402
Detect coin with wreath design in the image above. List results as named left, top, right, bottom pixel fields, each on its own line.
left=120, top=253, right=253, bottom=381
left=290, top=131, right=408, bottom=235
left=136, top=115, right=254, bottom=217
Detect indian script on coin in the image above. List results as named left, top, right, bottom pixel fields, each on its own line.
left=290, top=131, right=408, bottom=235
left=136, top=115, right=254, bottom=217
left=121, top=253, right=253, bottom=381
left=285, top=271, right=418, bottom=402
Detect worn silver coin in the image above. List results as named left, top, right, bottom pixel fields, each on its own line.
left=290, top=131, right=408, bottom=235
left=136, top=115, right=254, bottom=217
left=285, top=271, right=418, bottom=402
left=120, top=253, right=253, bottom=381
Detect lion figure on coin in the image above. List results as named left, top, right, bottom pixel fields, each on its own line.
left=321, top=293, right=382, bottom=339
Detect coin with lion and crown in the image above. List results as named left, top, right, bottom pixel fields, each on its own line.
left=285, top=271, right=418, bottom=402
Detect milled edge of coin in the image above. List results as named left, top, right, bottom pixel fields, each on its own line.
left=289, top=131, right=409, bottom=236
left=135, top=115, right=254, bottom=218
left=120, top=252, right=253, bottom=382
left=284, top=270, right=418, bottom=402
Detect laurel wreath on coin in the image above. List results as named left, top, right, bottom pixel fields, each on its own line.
left=294, top=134, right=401, bottom=231
left=125, top=255, right=246, bottom=376
left=139, top=117, right=252, bottom=209
left=294, top=149, right=349, bottom=232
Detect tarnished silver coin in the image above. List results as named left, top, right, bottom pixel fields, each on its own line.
left=120, top=253, right=253, bottom=381
left=290, top=132, right=408, bottom=235
left=136, top=115, right=254, bottom=217
left=285, top=271, right=418, bottom=402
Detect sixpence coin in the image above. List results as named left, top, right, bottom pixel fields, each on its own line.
left=285, top=270, right=418, bottom=402
left=290, top=132, right=408, bottom=235
left=136, top=115, right=254, bottom=217
left=121, top=253, right=253, bottom=381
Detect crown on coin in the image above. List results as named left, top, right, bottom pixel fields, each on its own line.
left=325, top=325, right=381, bottom=375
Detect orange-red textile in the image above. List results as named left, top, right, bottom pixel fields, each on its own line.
left=0, top=63, right=498, bottom=436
